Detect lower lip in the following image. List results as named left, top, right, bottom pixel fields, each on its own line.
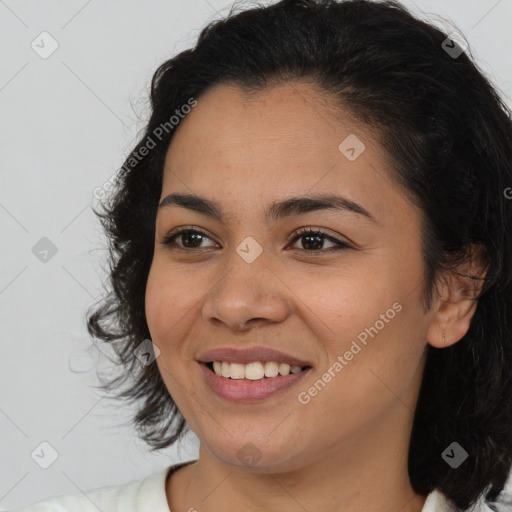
left=199, top=362, right=311, bottom=402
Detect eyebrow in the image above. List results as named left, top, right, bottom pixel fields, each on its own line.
left=158, top=192, right=377, bottom=225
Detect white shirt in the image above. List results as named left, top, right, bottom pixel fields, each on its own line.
left=2, top=460, right=473, bottom=512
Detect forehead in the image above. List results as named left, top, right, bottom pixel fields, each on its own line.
left=160, top=81, right=415, bottom=229
left=166, top=80, right=355, bottom=155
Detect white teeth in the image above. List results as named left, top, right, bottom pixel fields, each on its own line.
left=278, top=363, right=290, bottom=376
left=264, top=361, right=279, bottom=377
left=229, top=362, right=246, bottom=380
left=245, top=362, right=264, bottom=380
left=210, top=360, right=307, bottom=379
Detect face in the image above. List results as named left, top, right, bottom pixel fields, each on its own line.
left=145, top=81, right=433, bottom=472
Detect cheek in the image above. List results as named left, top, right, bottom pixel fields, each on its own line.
left=295, top=269, right=416, bottom=377
left=145, top=263, right=183, bottom=344
left=145, top=268, right=194, bottom=395
left=285, top=266, right=391, bottom=339
left=144, top=268, right=163, bottom=336
left=145, top=261, right=189, bottom=326
left=144, top=261, right=206, bottom=364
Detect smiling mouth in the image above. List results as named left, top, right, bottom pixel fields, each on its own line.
left=203, top=361, right=312, bottom=380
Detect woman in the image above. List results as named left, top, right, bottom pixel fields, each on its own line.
left=12, top=0, right=512, bottom=511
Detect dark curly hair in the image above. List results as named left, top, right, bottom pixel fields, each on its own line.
left=86, top=0, right=512, bottom=510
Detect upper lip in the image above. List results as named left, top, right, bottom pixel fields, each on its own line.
left=197, top=346, right=313, bottom=367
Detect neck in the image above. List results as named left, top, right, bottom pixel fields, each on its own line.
left=167, top=403, right=428, bottom=512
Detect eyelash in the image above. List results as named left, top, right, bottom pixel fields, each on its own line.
left=160, top=226, right=352, bottom=254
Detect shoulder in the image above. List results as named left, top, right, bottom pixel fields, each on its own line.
left=6, top=465, right=172, bottom=512
left=421, top=489, right=460, bottom=512
left=421, top=487, right=512, bottom=512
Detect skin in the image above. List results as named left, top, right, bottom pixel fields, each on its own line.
left=144, top=81, right=485, bottom=512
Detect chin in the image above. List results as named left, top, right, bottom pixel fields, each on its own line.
left=202, top=436, right=308, bottom=474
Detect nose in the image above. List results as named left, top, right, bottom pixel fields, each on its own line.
left=201, top=251, right=292, bottom=331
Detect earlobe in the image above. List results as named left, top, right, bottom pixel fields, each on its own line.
left=426, top=305, right=476, bottom=349
left=426, top=244, right=487, bottom=349
left=426, top=285, right=482, bottom=349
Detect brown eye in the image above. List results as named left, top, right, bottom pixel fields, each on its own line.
left=160, top=226, right=352, bottom=253
left=288, top=228, right=352, bottom=253
left=161, top=228, right=217, bottom=250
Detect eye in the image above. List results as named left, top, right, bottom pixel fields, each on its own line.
left=287, top=227, right=352, bottom=253
left=160, top=226, right=353, bottom=253
left=160, top=227, right=218, bottom=250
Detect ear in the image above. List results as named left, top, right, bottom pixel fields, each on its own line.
left=426, top=244, right=488, bottom=349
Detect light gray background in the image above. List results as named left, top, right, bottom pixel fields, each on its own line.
left=1, top=0, right=511, bottom=509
